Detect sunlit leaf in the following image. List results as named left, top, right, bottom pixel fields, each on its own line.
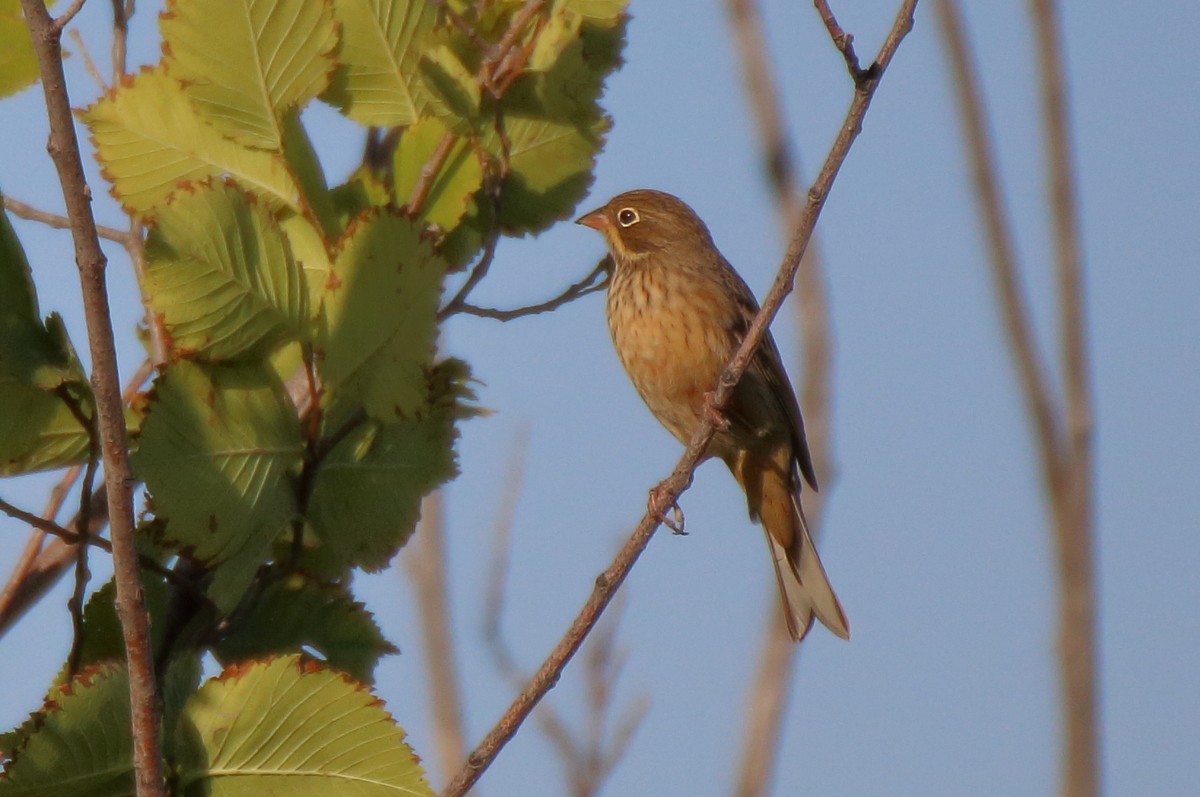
left=213, top=575, right=397, bottom=683
left=318, top=210, right=446, bottom=422
left=161, top=0, right=337, bottom=150
left=132, top=360, right=303, bottom=571
left=144, top=181, right=308, bottom=361
left=419, top=44, right=480, bottom=130
left=322, top=0, right=438, bottom=126
left=0, top=0, right=39, bottom=99
left=175, top=655, right=433, bottom=796
left=84, top=67, right=300, bottom=217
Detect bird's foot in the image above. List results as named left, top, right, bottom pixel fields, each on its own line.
left=702, top=391, right=730, bottom=431
left=648, top=484, right=687, bottom=535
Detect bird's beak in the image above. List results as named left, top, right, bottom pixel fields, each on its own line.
left=574, top=208, right=609, bottom=231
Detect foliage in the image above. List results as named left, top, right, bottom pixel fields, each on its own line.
left=0, top=0, right=628, bottom=792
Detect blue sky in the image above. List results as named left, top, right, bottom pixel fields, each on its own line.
left=2, top=1, right=1198, bottom=795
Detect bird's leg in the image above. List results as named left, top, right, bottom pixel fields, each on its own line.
left=702, top=390, right=731, bottom=431
left=648, top=482, right=687, bottom=535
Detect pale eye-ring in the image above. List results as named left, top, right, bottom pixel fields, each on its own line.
left=617, top=207, right=640, bottom=227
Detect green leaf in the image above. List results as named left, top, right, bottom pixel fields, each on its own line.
left=161, top=0, right=337, bottom=150
left=175, top=655, right=433, bottom=796
left=214, top=575, right=397, bottom=684
left=322, top=0, right=439, bottom=126
left=318, top=210, right=446, bottom=421
left=84, top=67, right=301, bottom=217
left=0, top=664, right=133, bottom=797
left=528, top=1, right=582, bottom=72
left=0, top=382, right=90, bottom=475
left=0, top=0, right=39, bottom=100
left=63, top=576, right=171, bottom=677
left=280, top=110, right=341, bottom=241
left=143, top=181, right=308, bottom=361
left=307, top=361, right=466, bottom=570
left=491, top=114, right=606, bottom=233
left=132, top=361, right=303, bottom=572
left=393, top=117, right=484, bottom=232
left=278, top=213, right=333, bottom=315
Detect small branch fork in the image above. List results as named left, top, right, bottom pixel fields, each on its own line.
left=18, top=2, right=165, bottom=795
left=439, top=4, right=919, bottom=796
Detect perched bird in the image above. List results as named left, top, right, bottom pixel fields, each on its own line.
left=576, top=189, right=849, bottom=641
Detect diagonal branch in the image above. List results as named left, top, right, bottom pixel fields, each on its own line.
left=19, top=3, right=164, bottom=795
left=439, top=4, right=919, bottom=795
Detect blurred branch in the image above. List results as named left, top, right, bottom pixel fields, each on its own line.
left=440, top=4, right=918, bottom=794
left=722, top=0, right=842, bottom=794
left=60, top=390, right=99, bottom=678
left=481, top=430, right=647, bottom=797
left=936, top=3, right=1097, bottom=795
left=16, top=3, right=162, bottom=792
left=403, top=492, right=471, bottom=789
left=0, top=464, right=80, bottom=625
left=67, top=29, right=108, bottom=91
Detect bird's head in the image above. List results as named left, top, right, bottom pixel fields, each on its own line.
left=575, top=189, right=714, bottom=261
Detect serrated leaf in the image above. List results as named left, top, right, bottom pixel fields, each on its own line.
left=0, top=0, right=39, bottom=99
left=67, top=577, right=171, bottom=677
left=278, top=213, right=333, bottom=315
left=84, top=67, right=301, bottom=217
left=0, top=383, right=90, bottom=475
left=132, top=361, right=303, bottom=572
left=322, top=0, right=439, bottom=126
left=307, top=367, right=462, bottom=570
left=318, top=211, right=446, bottom=421
left=144, top=181, right=308, bottom=361
left=175, top=655, right=432, bottom=796
left=393, top=117, right=484, bottom=232
left=161, top=0, right=337, bottom=150
left=280, top=110, right=341, bottom=241
left=214, top=576, right=396, bottom=683
left=491, top=114, right=605, bottom=233
left=0, top=664, right=133, bottom=796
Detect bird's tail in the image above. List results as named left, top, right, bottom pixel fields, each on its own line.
left=758, top=484, right=850, bottom=641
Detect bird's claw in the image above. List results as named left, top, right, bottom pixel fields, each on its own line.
left=702, top=391, right=731, bottom=431
left=648, top=484, right=687, bottom=535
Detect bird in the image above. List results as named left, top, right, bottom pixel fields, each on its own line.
left=576, top=189, right=849, bottom=641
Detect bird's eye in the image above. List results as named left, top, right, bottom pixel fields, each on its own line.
left=617, top=208, right=640, bottom=227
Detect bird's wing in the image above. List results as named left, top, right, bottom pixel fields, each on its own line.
left=722, top=267, right=819, bottom=492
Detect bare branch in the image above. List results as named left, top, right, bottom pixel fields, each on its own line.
left=812, top=0, right=866, bottom=80
left=440, top=5, right=918, bottom=794
left=19, top=2, right=164, bottom=793
left=53, top=0, right=88, bottom=30
left=3, top=196, right=132, bottom=245
left=441, top=258, right=611, bottom=322
left=60, top=390, right=100, bottom=678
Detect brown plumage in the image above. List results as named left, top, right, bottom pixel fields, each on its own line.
left=576, top=189, right=849, bottom=641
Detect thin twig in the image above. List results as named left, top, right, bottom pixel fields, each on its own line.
left=439, top=5, right=918, bottom=794
left=68, top=29, right=108, bottom=91
left=441, top=258, right=611, bottom=322
left=53, top=0, right=87, bottom=30
left=20, top=2, right=165, bottom=793
left=60, top=390, right=99, bottom=678
left=3, top=196, right=132, bottom=245
left=813, top=0, right=867, bottom=81
left=0, top=465, right=79, bottom=624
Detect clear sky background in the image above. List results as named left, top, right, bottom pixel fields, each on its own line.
left=2, top=1, right=1198, bottom=795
